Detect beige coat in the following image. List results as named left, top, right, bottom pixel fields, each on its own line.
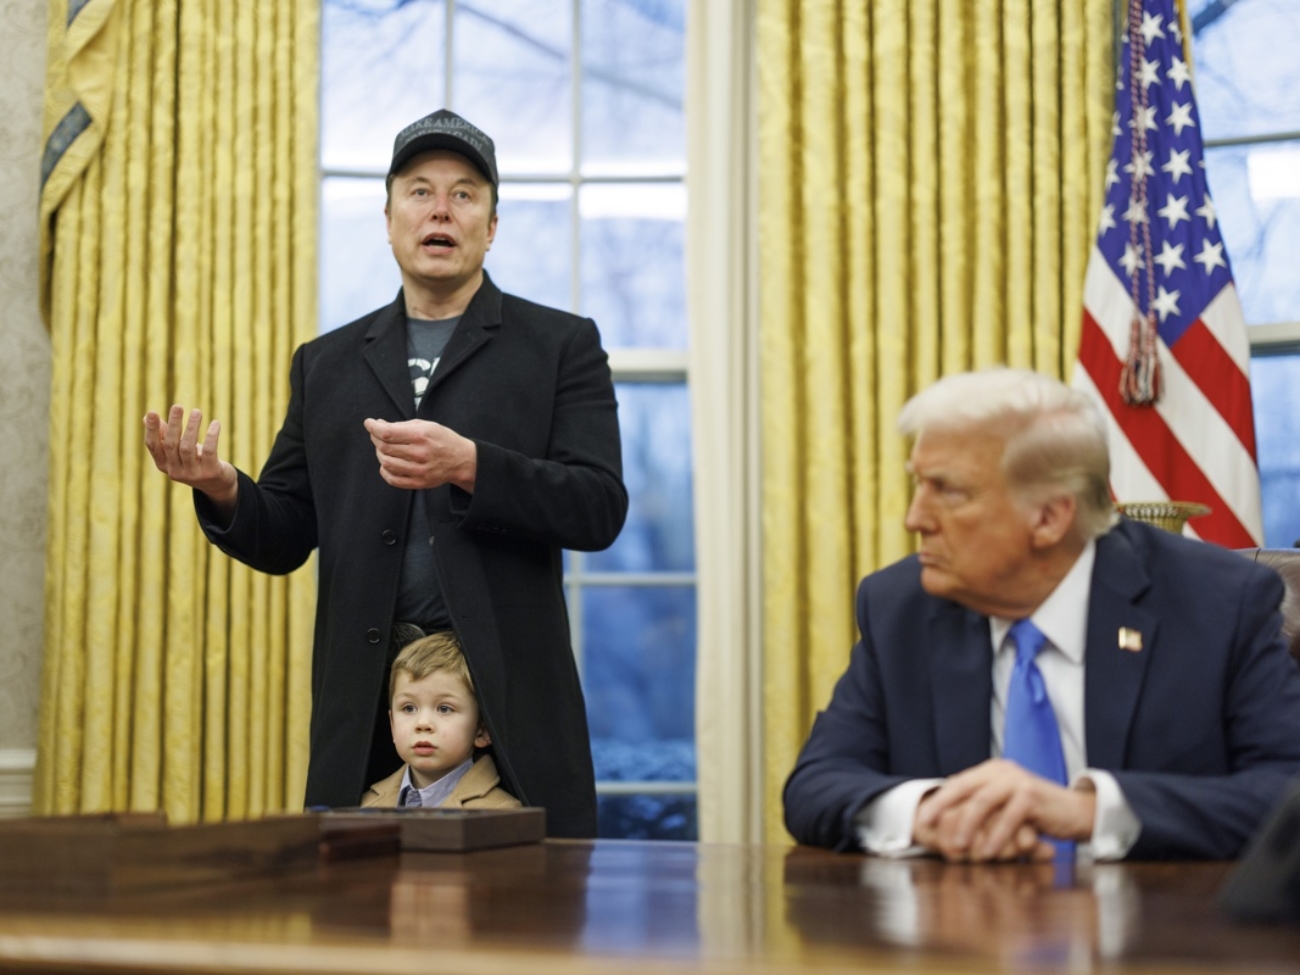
left=360, top=755, right=521, bottom=810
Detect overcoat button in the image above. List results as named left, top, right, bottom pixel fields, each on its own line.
left=381, top=530, right=397, bottom=545
left=367, top=628, right=381, bottom=644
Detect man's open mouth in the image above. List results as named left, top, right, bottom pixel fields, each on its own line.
left=423, top=233, right=455, bottom=249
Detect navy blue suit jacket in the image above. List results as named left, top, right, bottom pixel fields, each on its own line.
left=783, top=518, right=1300, bottom=859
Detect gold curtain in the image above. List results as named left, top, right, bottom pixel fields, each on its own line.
left=35, top=0, right=319, bottom=823
left=757, top=0, right=1114, bottom=843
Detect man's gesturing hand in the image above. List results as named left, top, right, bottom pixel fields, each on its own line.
left=364, top=418, right=478, bottom=492
left=143, top=405, right=238, bottom=515
left=913, top=759, right=1097, bottom=862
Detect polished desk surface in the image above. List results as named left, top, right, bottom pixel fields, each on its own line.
left=0, top=839, right=1297, bottom=974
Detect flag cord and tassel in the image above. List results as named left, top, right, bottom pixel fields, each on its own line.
left=1121, top=0, right=1163, bottom=407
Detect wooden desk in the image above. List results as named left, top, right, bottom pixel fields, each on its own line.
left=0, top=839, right=1297, bottom=974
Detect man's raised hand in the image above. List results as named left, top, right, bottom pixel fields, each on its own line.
left=143, top=405, right=238, bottom=514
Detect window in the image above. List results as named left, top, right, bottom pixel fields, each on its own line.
left=1190, top=0, right=1300, bottom=547
left=319, top=0, right=696, bottom=838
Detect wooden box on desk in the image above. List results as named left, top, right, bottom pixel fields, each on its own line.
left=320, top=806, right=546, bottom=852
left=0, top=812, right=323, bottom=897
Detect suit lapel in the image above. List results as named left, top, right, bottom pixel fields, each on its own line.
left=1083, top=524, right=1158, bottom=770
left=929, top=602, right=994, bottom=774
left=363, top=295, right=417, bottom=417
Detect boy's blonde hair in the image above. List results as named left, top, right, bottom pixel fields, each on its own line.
left=389, top=631, right=475, bottom=702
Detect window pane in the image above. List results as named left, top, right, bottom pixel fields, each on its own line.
left=322, top=0, right=697, bottom=846
left=320, top=177, right=401, bottom=331
left=486, top=183, right=573, bottom=311
left=321, top=0, right=445, bottom=172
left=1205, top=141, right=1300, bottom=326
left=1251, top=354, right=1300, bottom=549
left=591, top=383, right=694, bottom=573
left=579, top=183, right=687, bottom=348
left=596, top=793, right=697, bottom=840
left=583, top=585, right=696, bottom=780
left=581, top=0, right=686, bottom=176
left=1191, top=0, right=1300, bottom=142
left=453, top=0, right=572, bottom=174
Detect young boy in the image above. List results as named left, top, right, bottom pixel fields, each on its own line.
left=361, top=632, right=520, bottom=810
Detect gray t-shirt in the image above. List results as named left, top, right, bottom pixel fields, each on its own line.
left=394, top=315, right=459, bottom=628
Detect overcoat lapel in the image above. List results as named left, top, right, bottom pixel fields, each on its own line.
left=362, top=275, right=504, bottom=416
left=363, top=296, right=417, bottom=417
left=1083, top=527, right=1157, bottom=770
left=424, top=274, right=502, bottom=399
left=929, top=602, right=994, bottom=774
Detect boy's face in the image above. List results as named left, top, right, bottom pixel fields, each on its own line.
left=389, top=669, right=491, bottom=789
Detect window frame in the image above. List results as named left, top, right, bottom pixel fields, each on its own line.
left=1191, top=2, right=1300, bottom=553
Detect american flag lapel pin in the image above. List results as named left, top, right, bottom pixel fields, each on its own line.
left=1118, top=627, right=1143, bottom=652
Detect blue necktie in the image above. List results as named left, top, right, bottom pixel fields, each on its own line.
left=1004, top=618, right=1073, bottom=860
left=401, top=785, right=423, bottom=808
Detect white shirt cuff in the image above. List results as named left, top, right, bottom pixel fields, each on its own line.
left=1075, top=768, right=1142, bottom=860
left=854, top=778, right=945, bottom=856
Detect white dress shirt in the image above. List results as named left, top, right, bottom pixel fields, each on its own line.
left=857, top=540, right=1142, bottom=859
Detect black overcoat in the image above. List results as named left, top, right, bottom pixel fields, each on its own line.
left=196, top=274, right=627, bottom=836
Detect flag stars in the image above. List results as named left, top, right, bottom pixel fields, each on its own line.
left=1196, top=195, right=1218, bottom=229
left=1167, top=101, right=1196, bottom=136
left=1106, top=158, right=1120, bottom=189
left=1099, top=204, right=1117, bottom=235
left=1125, top=149, right=1155, bottom=180
left=1140, top=10, right=1165, bottom=44
left=1194, top=238, right=1227, bottom=274
left=1112, top=110, right=1122, bottom=136
left=1157, top=192, right=1190, bottom=228
left=1161, top=148, right=1193, bottom=184
left=1132, top=104, right=1159, bottom=133
left=1153, top=240, right=1186, bottom=275
left=1168, top=56, right=1191, bottom=90
left=1124, top=197, right=1149, bottom=226
left=1120, top=242, right=1144, bottom=277
left=1138, top=57, right=1161, bottom=89
left=1152, top=285, right=1182, bottom=322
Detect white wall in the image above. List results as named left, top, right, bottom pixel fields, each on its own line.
left=0, top=0, right=52, bottom=814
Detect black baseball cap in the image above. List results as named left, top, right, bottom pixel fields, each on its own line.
left=387, top=109, right=498, bottom=186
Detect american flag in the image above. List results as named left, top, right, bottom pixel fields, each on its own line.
left=1072, top=0, right=1262, bottom=547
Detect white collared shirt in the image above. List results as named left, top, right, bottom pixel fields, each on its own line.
left=857, top=539, right=1142, bottom=859
left=398, top=758, right=474, bottom=808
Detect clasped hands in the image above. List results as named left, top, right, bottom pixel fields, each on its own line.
left=913, top=759, right=1097, bottom=862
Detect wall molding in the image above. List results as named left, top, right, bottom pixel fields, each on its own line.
left=0, top=749, right=35, bottom=817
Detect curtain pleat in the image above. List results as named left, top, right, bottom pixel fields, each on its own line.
left=35, top=0, right=319, bottom=823
left=758, top=0, right=1113, bottom=843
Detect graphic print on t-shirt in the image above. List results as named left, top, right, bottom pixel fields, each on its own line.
left=406, top=315, right=458, bottom=409
left=409, top=356, right=438, bottom=407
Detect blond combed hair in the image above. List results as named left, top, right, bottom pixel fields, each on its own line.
left=897, top=367, right=1116, bottom=540
left=389, top=630, right=474, bottom=701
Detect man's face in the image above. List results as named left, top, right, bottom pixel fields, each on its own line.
left=904, top=425, right=1040, bottom=615
left=389, top=669, right=490, bottom=789
left=385, top=149, right=498, bottom=301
